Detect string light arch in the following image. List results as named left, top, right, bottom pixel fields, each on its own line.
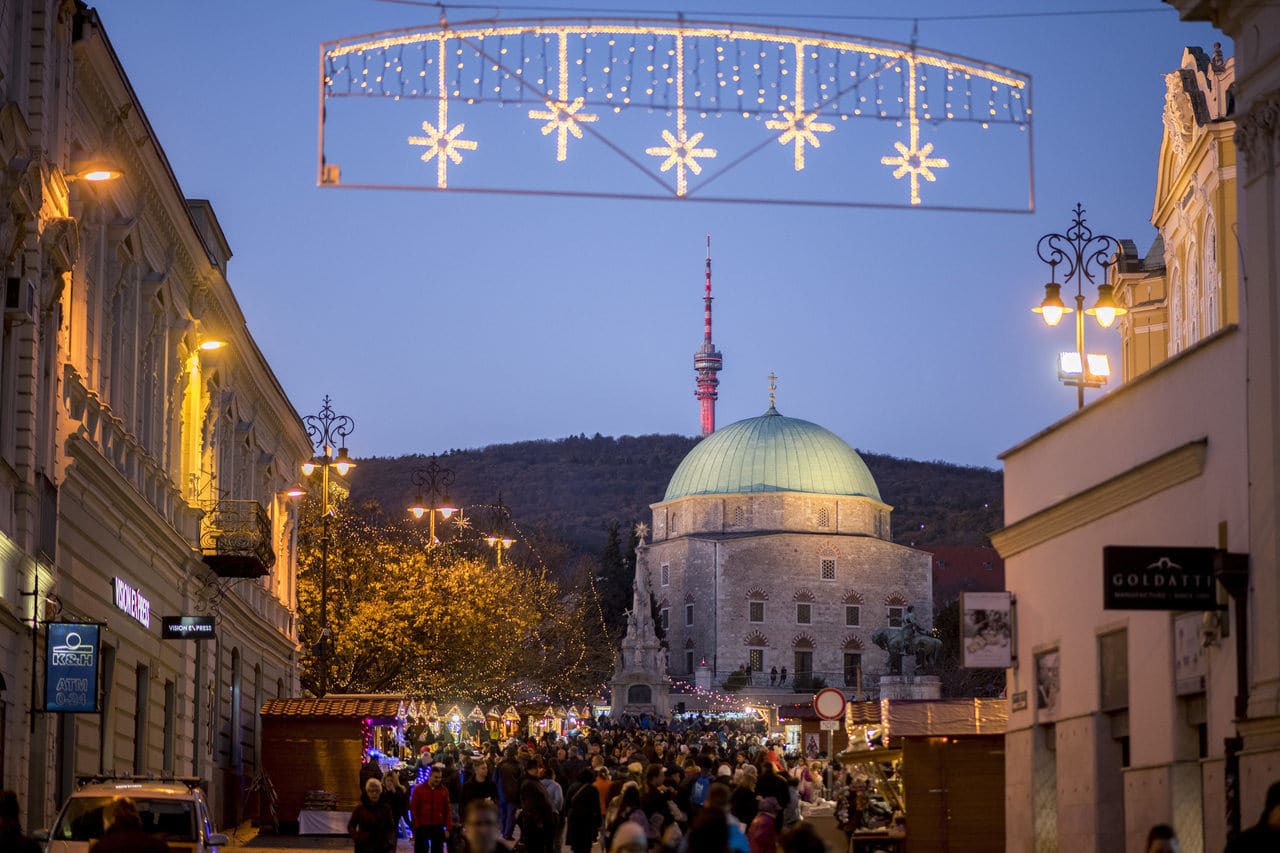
left=319, top=17, right=1033, bottom=210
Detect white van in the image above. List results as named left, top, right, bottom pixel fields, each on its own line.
left=36, top=777, right=230, bottom=853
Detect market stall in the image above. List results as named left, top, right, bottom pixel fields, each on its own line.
left=837, top=698, right=1006, bottom=853
left=260, top=695, right=409, bottom=834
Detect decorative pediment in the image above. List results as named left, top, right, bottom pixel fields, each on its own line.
left=793, top=589, right=815, bottom=603
left=792, top=633, right=816, bottom=649
left=746, top=587, right=768, bottom=601
left=843, top=590, right=865, bottom=605
left=744, top=630, right=769, bottom=647
left=843, top=635, right=864, bottom=651
left=885, top=593, right=908, bottom=607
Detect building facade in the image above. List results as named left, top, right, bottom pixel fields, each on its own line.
left=1169, top=1, right=1280, bottom=833
left=994, top=46, right=1241, bottom=853
left=0, top=1, right=309, bottom=829
left=641, top=404, right=933, bottom=696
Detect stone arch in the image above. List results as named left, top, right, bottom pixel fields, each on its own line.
left=793, top=588, right=816, bottom=603
left=843, top=635, right=865, bottom=651
left=1203, top=213, right=1219, bottom=333
left=885, top=593, right=908, bottom=607
left=684, top=592, right=696, bottom=604
left=746, top=587, right=769, bottom=601
left=744, top=630, right=769, bottom=647
left=843, top=590, right=865, bottom=605
left=684, top=637, right=695, bottom=649
left=792, top=633, right=816, bottom=649
left=818, top=543, right=838, bottom=557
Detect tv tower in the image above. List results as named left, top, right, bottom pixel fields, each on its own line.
left=694, top=235, right=723, bottom=436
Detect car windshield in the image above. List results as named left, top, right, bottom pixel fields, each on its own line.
left=53, top=796, right=197, bottom=841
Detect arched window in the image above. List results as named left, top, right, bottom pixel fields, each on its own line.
left=1186, top=241, right=1200, bottom=343
left=817, top=507, right=830, bottom=528
left=733, top=505, right=745, bottom=526
left=1169, top=260, right=1183, bottom=354
left=1204, top=215, right=1219, bottom=334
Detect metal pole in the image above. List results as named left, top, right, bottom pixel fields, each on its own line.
left=1076, top=292, right=1086, bottom=410
left=429, top=508, right=436, bottom=547
left=29, top=572, right=38, bottom=733
left=319, top=457, right=330, bottom=698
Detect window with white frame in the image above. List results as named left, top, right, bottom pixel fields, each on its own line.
left=749, top=600, right=765, bottom=623
left=845, top=605, right=860, bottom=627
left=661, top=563, right=670, bottom=586
left=685, top=603, right=694, bottom=626
left=796, top=603, right=812, bottom=624
left=821, top=558, right=836, bottom=580
left=887, top=606, right=904, bottom=627
left=659, top=608, right=669, bottom=631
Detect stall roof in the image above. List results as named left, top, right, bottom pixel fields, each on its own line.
left=880, top=698, right=1007, bottom=737
left=260, top=694, right=406, bottom=719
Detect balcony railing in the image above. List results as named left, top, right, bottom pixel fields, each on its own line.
left=200, top=500, right=275, bottom=578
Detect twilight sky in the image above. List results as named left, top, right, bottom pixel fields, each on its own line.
left=99, top=1, right=1221, bottom=467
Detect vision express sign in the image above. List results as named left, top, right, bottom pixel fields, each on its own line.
left=161, top=616, right=216, bottom=640
left=1103, top=546, right=1225, bottom=611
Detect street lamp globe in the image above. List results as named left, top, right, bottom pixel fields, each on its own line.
left=1033, top=282, right=1071, bottom=327
left=1085, top=283, right=1127, bottom=329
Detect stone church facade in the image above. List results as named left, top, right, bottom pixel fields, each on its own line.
left=640, top=405, right=932, bottom=694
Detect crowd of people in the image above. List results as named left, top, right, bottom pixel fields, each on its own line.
left=349, top=722, right=842, bottom=853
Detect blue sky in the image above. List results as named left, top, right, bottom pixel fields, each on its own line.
left=99, top=1, right=1221, bottom=467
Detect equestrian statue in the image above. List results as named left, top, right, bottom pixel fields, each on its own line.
left=872, top=605, right=943, bottom=674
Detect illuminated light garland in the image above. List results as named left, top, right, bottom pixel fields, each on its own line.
left=879, top=59, right=949, bottom=205
left=323, top=18, right=1031, bottom=209
left=765, top=43, right=833, bottom=170
left=644, top=33, right=715, bottom=196
left=407, top=35, right=477, bottom=187
left=528, top=32, right=599, bottom=161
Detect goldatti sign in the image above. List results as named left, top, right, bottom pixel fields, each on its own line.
left=1103, top=546, right=1227, bottom=611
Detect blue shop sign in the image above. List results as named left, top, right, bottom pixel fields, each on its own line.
left=45, top=623, right=101, bottom=713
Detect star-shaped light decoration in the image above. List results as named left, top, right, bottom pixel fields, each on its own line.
left=408, top=119, right=478, bottom=189
left=528, top=97, right=598, bottom=162
left=646, top=127, right=716, bottom=197
left=634, top=521, right=650, bottom=544
left=765, top=107, right=834, bottom=171
left=880, top=138, right=949, bottom=206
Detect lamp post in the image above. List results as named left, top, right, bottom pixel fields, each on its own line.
left=407, top=456, right=459, bottom=546
left=484, top=493, right=516, bottom=568
left=1032, top=203, right=1126, bottom=410
left=301, top=395, right=356, bottom=698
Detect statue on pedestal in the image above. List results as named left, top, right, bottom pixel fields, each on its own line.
left=872, top=605, right=943, bottom=674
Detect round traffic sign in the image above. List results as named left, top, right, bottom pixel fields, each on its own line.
left=813, top=687, right=846, bottom=721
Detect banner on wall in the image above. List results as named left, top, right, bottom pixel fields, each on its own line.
left=45, top=622, right=101, bottom=713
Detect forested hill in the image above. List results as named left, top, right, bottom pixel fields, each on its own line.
left=349, top=433, right=1002, bottom=554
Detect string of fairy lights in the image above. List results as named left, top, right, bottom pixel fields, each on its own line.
left=321, top=18, right=1031, bottom=205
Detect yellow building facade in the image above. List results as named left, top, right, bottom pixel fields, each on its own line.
left=0, top=1, right=309, bottom=829
left=1114, top=45, right=1238, bottom=381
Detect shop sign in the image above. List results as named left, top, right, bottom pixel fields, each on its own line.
left=961, top=591, right=1012, bottom=668
left=113, top=576, right=151, bottom=628
left=45, top=623, right=101, bottom=713
left=1011, top=691, right=1028, bottom=711
left=161, top=615, right=215, bottom=640
left=1103, top=546, right=1224, bottom=611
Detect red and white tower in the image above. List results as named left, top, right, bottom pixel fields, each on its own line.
left=694, top=235, right=724, bottom=436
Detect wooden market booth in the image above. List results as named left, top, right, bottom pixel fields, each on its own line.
left=838, top=698, right=1006, bottom=853
left=260, top=694, right=409, bottom=834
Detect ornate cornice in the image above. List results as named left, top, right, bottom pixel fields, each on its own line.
left=1234, top=89, right=1280, bottom=173
left=991, top=438, right=1207, bottom=559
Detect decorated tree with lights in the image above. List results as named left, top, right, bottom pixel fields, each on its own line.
left=297, top=497, right=611, bottom=702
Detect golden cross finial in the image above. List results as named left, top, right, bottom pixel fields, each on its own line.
left=768, top=372, right=778, bottom=408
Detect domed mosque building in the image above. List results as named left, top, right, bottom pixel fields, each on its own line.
left=637, top=398, right=933, bottom=697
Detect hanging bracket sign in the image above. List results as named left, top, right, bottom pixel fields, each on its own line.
left=161, top=616, right=216, bottom=640
left=1103, top=546, right=1231, bottom=611
left=45, top=622, right=102, bottom=713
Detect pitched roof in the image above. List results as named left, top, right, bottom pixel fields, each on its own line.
left=260, top=695, right=406, bottom=719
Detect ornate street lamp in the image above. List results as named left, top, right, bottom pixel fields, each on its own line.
left=301, top=395, right=356, bottom=697
left=407, top=455, right=459, bottom=546
left=1032, top=203, right=1126, bottom=409
left=484, top=493, right=516, bottom=568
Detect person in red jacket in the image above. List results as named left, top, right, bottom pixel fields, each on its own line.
left=411, top=764, right=453, bottom=853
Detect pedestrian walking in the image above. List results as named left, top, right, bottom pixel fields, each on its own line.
left=0, top=790, right=40, bottom=853
left=770, top=666, right=778, bottom=686
left=779, top=666, right=788, bottom=685
left=516, top=777, right=559, bottom=853
left=381, top=771, right=409, bottom=840
left=496, top=746, right=523, bottom=841
left=458, top=798, right=505, bottom=853
left=410, top=764, right=452, bottom=853
left=566, top=768, right=604, bottom=853
left=747, top=797, right=780, bottom=853
left=348, top=779, right=396, bottom=853
left=1225, top=780, right=1280, bottom=852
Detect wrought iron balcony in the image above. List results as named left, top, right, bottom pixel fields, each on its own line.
left=200, top=500, right=275, bottom=578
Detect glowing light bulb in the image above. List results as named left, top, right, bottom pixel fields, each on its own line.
left=302, top=461, right=317, bottom=476
left=1041, top=304, right=1064, bottom=327
left=1094, top=306, right=1116, bottom=328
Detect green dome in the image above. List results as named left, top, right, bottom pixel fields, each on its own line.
left=664, top=408, right=881, bottom=502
